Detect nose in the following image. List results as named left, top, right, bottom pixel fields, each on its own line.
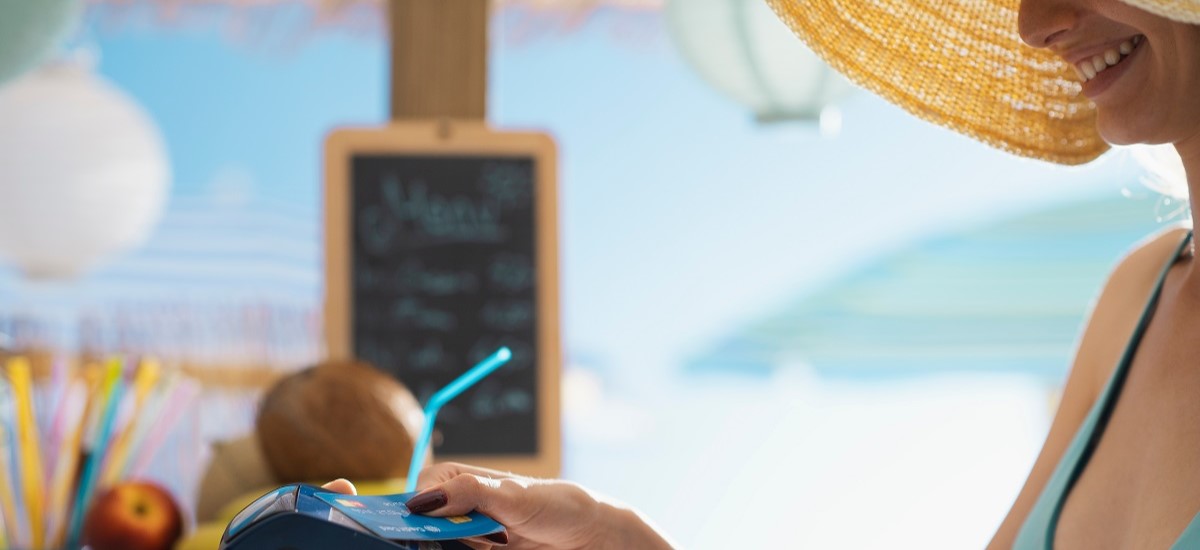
left=1018, top=0, right=1077, bottom=48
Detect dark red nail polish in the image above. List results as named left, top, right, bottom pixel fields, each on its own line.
left=486, top=531, right=509, bottom=545
left=406, top=490, right=447, bottom=514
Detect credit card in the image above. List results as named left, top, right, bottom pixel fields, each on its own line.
left=314, top=492, right=505, bottom=542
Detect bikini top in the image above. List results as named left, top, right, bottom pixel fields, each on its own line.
left=1014, top=230, right=1196, bottom=549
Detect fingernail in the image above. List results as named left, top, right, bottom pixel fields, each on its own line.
left=406, top=489, right=447, bottom=514
left=486, top=531, right=509, bottom=545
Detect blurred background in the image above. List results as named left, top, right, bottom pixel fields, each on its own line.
left=0, top=0, right=1186, bottom=547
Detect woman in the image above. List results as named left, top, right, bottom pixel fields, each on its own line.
left=330, top=0, right=1200, bottom=547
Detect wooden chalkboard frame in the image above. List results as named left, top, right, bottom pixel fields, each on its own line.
left=323, top=121, right=560, bottom=478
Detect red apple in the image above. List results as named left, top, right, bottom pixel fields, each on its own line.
left=83, top=480, right=183, bottom=550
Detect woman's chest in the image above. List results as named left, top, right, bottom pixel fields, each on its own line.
left=1055, top=317, right=1200, bottom=549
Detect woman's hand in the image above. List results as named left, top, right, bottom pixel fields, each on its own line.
left=406, top=462, right=675, bottom=550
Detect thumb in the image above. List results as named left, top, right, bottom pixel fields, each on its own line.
left=321, top=478, right=358, bottom=495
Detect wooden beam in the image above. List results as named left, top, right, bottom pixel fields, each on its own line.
left=389, top=0, right=489, bottom=120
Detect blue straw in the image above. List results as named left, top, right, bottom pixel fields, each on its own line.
left=66, top=363, right=126, bottom=549
left=405, top=347, right=512, bottom=492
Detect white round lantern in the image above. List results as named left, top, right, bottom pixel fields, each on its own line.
left=0, top=0, right=84, bottom=85
left=666, top=0, right=855, bottom=130
left=0, top=57, right=169, bottom=280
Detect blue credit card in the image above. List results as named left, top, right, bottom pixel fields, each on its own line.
left=314, top=492, right=506, bottom=542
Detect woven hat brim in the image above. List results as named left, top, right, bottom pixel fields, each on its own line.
left=1128, top=0, right=1200, bottom=23
left=767, top=0, right=1111, bottom=166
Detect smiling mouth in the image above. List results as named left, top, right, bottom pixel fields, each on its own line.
left=1074, top=35, right=1143, bottom=82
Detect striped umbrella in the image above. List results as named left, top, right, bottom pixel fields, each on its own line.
left=686, top=192, right=1176, bottom=381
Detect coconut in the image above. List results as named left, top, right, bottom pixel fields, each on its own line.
left=255, top=360, right=427, bottom=482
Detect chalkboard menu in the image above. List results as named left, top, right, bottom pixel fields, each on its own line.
left=324, top=123, right=560, bottom=477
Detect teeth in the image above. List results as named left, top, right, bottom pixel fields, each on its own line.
left=1075, top=36, right=1141, bottom=83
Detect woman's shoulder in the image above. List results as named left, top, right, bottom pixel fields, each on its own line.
left=1091, top=223, right=1190, bottom=331
left=1076, top=223, right=1191, bottom=393
left=1105, top=224, right=1191, bottom=287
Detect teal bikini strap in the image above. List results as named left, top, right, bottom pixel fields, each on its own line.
left=1045, top=229, right=1194, bottom=546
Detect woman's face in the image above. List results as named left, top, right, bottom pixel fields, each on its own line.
left=1018, top=0, right=1200, bottom=147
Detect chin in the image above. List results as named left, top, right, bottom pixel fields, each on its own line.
left=1096, top=115, right=1154, bottom=146
left=1094, top=96, right=1184, bottom=147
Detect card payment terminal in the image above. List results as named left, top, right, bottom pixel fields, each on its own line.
left=219, top=484, right=473, bottom=550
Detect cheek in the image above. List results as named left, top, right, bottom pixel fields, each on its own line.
left=1178, top=39, right=1200, bottom=129
left=1154, top=27, right=1200, bottom=142
left=1094, top=43, right=1194, bottom=146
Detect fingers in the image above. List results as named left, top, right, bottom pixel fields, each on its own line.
left=462, top=534, right=509, bottom=548
left=415, top=462, right=519, bottom=491
left=458, top=538, right=496, bottom=550
left=406, top=470, right=612, bottom=549
left=320, top=478, right=357, bottom=495
left=408, top=473, right=526, bottom=518
left=405, top=479, right=503, bottom=547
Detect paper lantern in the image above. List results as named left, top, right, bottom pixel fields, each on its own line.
left=0, top=57, right=169, bottom=280
left=665, top=0, right=854, bottom=131
left=0, top=0, right=84, bottom=85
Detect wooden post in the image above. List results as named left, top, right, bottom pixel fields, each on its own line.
left=389, top=0, right=489, bottom=121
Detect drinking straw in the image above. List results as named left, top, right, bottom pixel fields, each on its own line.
left=66, top=358, right=125, bottom=549
left=128, top=378, right=201, bottom=480
left=0, top=377, right=22, bottom=548
left=43, top=382, right=87, bottom=549
left=77, top=362, right=110, bottom=463
left=113, top=370, right=178, bottom=481
left=100, top=359, right=161, bottom=486
left=405, top=347, right=512, bottom=492
left=8, top=357, right=46, bottom=549
left=39, top=359, right=69, bottom=483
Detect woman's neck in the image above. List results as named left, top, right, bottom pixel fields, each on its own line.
left=1173, top=136, right=1200, bottom=295
left=1180, top=136, right=1200, bottom=233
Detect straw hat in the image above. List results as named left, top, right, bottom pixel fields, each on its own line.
left=766, top=0, right=1200, bottom=165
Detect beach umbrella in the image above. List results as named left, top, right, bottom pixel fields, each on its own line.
left=686, top=193, right=1171, bottom=380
